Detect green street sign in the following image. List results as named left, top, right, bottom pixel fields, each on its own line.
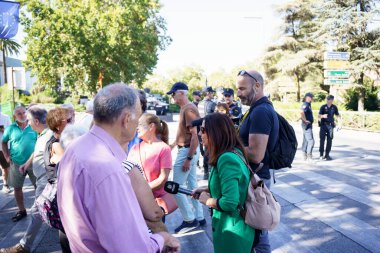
left=324, top=70, right=350, bottom=78
left=324, top=79, right=350, bottom=85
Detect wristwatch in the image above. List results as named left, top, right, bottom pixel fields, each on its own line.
left=187, top=155, right=193, bottom=161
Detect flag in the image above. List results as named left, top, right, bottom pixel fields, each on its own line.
left=0, top=1, right=20, bottom=39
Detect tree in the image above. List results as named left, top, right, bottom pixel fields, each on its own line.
left=262, top=0, right=323, bottom=102
left=313, top=0, right=380, bottom=111
left=21, top=0, right=171, bottom=94
left=0, top=39, right=21, bottom=84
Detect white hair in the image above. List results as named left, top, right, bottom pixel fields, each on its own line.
left=60, top=125, right=88, bottom=150
left=177, top=90, right=188, bottom=96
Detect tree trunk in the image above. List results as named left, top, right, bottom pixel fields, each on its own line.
left=2, top=48, right=7, bottom=84
left=295, top=74, right=301, bottom=102
left=357, top=72, right=365, bottom=112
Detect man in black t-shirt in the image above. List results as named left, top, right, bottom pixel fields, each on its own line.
left=318, top=95, right=341, bottom=160
left=237, top=70, right=279, bottom=253
left=300, top=92, right=315, bottom=162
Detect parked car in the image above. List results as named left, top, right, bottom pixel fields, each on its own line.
left=147, top=94, right=169, bottom=115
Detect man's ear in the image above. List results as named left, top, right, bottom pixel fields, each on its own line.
left=34, top=119, right=40, bottom=126
left=121, top=110, right=130, bottom=127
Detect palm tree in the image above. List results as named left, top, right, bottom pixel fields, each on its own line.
left=0, top=39, right=22, bottom=84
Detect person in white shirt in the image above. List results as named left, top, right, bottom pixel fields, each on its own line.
left=0, top=108, right=12, bottom=193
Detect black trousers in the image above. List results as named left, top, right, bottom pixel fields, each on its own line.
left=319, top=124, right=334, bottom=157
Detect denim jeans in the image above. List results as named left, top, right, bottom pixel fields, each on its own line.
left=173, top=147, right=204, bottom=222
left=301, top=123, right=314, bottom=155
left=252, top=176, right=272, bottom=253
left=20, top=175, right=48, bottom=251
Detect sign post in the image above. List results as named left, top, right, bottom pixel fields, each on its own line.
left=323, top=51, right=351, bottom=86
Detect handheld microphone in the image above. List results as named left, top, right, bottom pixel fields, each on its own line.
left=164, top=181, right=193, bottom=196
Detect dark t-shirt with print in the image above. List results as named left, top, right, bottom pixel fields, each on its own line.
left=319, top=104, right=339, bottom=125
left=239, top=97, right=279, bottom=179
left=301, top=102, right=314, bottom=123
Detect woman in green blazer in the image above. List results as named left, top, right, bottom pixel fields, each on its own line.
left=193, top=113, right=255, bottom=253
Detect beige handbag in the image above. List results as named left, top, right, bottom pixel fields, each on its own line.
left=232, top=150, right=281, bottom=231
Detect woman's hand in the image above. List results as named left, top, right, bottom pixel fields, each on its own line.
left=192, top=186, right=209, bottom=199
left=199, top=192, right=211, bottom=205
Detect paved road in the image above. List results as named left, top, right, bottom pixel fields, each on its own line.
left=0, top=117, right=379, bottom=253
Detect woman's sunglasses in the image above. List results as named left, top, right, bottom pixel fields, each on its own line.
left=200, top=126, right=206, bottom=134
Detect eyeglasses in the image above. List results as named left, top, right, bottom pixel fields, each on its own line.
left=224, top=94, right=231, bottom=98
left=171, top=92, right=176, bottom=97
left=200, top=126, right=206, bottom=134
left=238, top=70, right=258, bottom=83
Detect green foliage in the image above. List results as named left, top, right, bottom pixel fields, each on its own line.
left=344, top=86, right=379, bottom=111
left=19, top=94, right=32, bottom=105
left=21, top=0, right=171, bottom=93
left=312, top=0, right=380, bottom=111
left=168, top=104, right=180, bottom=113
left=262, top=0, right=323, bottom=102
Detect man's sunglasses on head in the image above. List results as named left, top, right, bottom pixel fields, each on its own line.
left=238, top=70, right=258, bottom=83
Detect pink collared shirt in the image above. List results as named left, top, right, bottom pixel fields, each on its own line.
left=57, top=125, right=164, bottom=253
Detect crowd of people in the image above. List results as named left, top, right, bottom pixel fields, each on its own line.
left=0, top=69, right=342, bottom=253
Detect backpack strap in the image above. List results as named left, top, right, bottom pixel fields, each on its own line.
left=230, top=149, right=263, bottom=175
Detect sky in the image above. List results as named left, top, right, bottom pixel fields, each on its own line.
left=12, top=0, right=286, bottom=75
left=154, top=0, right=286, bottom=75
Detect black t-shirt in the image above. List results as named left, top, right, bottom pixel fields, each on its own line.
left=301, top=102, right=314, bottom=123
left=239, top=97, right=279, bottom=179
left=319, top=104, right=339, bottom=124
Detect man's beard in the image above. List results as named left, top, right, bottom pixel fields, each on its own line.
left=17, top=118, right=27, bottom=124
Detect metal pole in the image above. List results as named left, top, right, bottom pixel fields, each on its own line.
left=11, top=67, right=15, bottom=109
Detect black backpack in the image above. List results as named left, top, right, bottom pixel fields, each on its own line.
left=247, top=98, right=298, bottom=170
left=268, top=113, right=298, bottom=170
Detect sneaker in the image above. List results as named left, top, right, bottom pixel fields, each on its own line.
left=324, top=155, right=332, bottom=161
left=2, top=185, right=11, bottom=193
left=11, top=210, right=27, bottom=222
left=198, top=219, right=207, bottom=226
left=306, top=154, right=314, bottom=163
left=174, top=220, right=199, bottom=234
left=0, top=244, right=29, bottom=253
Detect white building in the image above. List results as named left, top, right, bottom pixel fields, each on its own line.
left=0, top=51, right=37, bottom=92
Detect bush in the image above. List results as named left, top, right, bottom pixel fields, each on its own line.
left=344, top=87, right=379, bottom=111
left=169, top=104, right=180, bottom=113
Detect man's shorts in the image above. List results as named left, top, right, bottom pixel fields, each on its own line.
left=0, top=151, right=10, bottom=169
left=9, top=162, right=36, bottom=188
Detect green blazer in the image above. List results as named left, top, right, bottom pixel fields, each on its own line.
left=209, top=149, right=255, bottom=253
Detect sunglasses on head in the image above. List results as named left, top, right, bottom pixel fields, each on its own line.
left=200, top=126, right=206, bottom=134
left=238, top=70, right=258, bottom=83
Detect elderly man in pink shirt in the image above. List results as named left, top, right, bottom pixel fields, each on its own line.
left=57, top=83, right=180, bottom=253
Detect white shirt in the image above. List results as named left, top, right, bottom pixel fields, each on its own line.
left=0, top=113, right=11, bottom=151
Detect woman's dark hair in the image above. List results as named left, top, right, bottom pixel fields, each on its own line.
left=204, top=113, right=247, bottom=166
left=142, top=113, right=169, bottom=144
